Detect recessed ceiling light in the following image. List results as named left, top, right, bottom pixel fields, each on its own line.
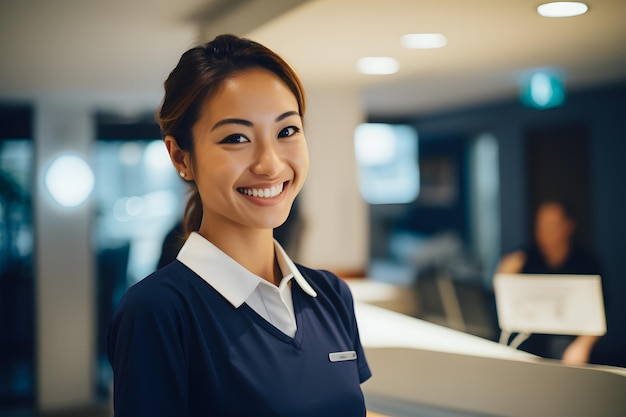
left=401, top=33, right=448, bottom=49
left=356, top=57, right=399, bottom=75
left=537, top=2, right=588, bottom=17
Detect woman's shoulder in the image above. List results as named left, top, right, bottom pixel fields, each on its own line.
left=116, top=261, right=198, bottom=314
left=568, top=245, right=603, bottom=273
left=106, top=263, right=197, bottom=366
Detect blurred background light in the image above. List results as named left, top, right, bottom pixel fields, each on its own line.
left=354, top=123, right=419, bottom=205
left=119, top=142, right=143, bottom=166
left=520, top=71, right=566, bottom=109
left=44, top=154, right=95, bottom=207
left=125, top=196, right=145, bottom=216
left=142, top=190, right=179, bottom=217
left=401, top=33, right=448, bottom=49
left=144, top=140, right=171, bottom=170
left=112, top=190, right=179, bottom=222
left=355, top=124, right=397, bottom=166
left=357, top=57, right=399, bottom=75
left=537, top=2, right=588, bottom=17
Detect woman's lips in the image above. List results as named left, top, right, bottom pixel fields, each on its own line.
left=237, top=182, right=286, bottom=198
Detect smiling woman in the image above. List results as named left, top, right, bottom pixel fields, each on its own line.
left=106, top=34, right=376, bottom=417
left=167, top=67, right=309, bottom=248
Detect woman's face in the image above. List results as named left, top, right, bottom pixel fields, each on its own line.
left=535, top=202, right=574, bottom=252
left=189, top=68, right=309, bottom=235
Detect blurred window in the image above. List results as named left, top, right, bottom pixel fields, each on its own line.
left=469, top=133, right=501, bottom=286
left=0, top=105, right=35, bottom=410
left=93, top=133, right=186, bottom=397
left=354, top=123, right=419, bottom=204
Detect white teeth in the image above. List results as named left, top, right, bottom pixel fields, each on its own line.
left=239, top=183, right=284, bottom=198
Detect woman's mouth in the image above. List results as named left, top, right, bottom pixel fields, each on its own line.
left=237, top=182, right=285, bottom=198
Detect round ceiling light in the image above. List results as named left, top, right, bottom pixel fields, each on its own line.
left=356, top=57, right=399, bottom=75
left=537, top=2, right=588, bottom=17
left=401, top=33, right=448, bottom=49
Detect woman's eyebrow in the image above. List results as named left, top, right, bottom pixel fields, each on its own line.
left=211, top=111, right=300, bottom=132
left=211, top=118, right=252, bottom=132
left=276, top=110, right=299, bottom=122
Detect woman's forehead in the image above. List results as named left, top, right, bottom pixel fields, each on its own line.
left=204, top=70, right=298, bottom=117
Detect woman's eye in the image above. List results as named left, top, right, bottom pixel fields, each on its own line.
left=219, top=134, right=248, bottom=144
left=278, top=126, right=300, bottom=138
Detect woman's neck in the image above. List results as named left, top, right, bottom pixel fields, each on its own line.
left=542, top=243, right=570, bottom=269
left=197, top=223, right=277, bottom=284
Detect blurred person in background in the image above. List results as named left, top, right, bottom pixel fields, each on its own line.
left=497, top=199, right=606, bottom=365
left=107, top=34, right=374, bottom=416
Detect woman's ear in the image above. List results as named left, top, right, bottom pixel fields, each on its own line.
left=164, top=135, right=194, bottom=180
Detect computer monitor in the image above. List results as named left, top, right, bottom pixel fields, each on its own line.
left=494, top=273, right=606, bottom=337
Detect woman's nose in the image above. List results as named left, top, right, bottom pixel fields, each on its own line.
left=251, top=141, right=284, bottom=177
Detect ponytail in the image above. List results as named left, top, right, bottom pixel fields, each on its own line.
left=183, top=187, right=202, bottom=237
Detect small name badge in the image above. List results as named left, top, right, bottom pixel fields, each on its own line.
left=329, top=351, right=357, bottom=362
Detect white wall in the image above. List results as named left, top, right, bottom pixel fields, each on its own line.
left=298, top=86, right=369, bottom=274
left=35, top=101, right=95, bottom=410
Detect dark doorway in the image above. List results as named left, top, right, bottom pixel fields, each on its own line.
left=525, top=124, right=592, bottom=246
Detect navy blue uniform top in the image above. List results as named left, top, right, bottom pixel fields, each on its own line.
left=521, top=244, right=603, bottom=276
left=107, top=261, right=371, bottom=417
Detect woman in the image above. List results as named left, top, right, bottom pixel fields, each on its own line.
left=497, top=200, right=605, bottom=364
left=107, top=34, right=372, bottom=416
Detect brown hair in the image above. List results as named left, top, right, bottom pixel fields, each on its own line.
left=156, top=34, right=306, bottom=237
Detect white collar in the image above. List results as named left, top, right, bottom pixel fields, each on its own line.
left=176, top=232, right=317, bottom=307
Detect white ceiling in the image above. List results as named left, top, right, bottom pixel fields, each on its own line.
left=1, top=0, right=625, bottom=116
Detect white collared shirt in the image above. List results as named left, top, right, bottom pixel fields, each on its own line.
left=176, top=232, right=317, bottom=337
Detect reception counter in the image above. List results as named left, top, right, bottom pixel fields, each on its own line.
left=350, top=283, right=626, bottom=417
